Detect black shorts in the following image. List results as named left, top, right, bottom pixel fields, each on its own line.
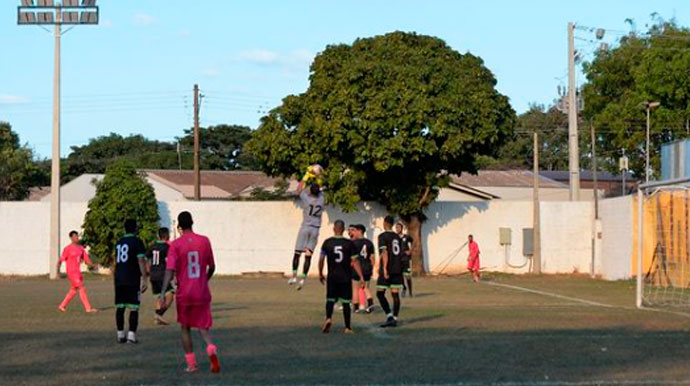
left=351, top=269, right=372, bottom=282
left=150, top=279, right=175, bottom=296
left=402, top=261, right=412, bottom=276
left=327, top=280, right=352, bottom=303
left=376, top=274, right=404, bottom=290
left=115, top=285, right=141, bottom=310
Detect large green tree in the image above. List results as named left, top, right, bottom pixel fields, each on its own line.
left=246, top=31, right=515, bottom=273
left=0, top=122, right=48, bottom=200
left=81, top=160, right=159, bottom=266
left=583, top=21, right=690, bottom=179
left=180, top=124, right=259, bottom=170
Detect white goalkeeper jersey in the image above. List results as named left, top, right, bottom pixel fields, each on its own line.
left=299, top=189, right=324, bottom=228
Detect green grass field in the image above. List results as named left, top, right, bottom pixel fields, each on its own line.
left=3, top=274, right=690, bottom=385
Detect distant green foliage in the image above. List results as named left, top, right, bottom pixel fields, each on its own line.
left=81, top=160, right=159, bottom=266
left=246, top=179, right=291, bottom=201
left=583, top=20, right=690, bottom=178
left=246, top=31, right=515, bottom=216
left=0, top=121, right=48, bottom=200
left=63, top=125, right=258, bottom=182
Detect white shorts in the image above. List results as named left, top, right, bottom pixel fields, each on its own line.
left=295, top=226, right=320, bottom=253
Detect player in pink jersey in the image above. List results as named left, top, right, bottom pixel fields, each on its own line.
left=159, top=211, right=220, bottom=373
left=467, top=234, right=481, bottom=283
left=57, top=231, right=98, bottom=313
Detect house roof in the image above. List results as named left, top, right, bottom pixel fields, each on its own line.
left=539, top=170, right=635, bottom=182
left=451, top=170, right=567, bottom=188
left=141, top=169, right=292, bottom=200
left=27, top=186, right=50, bottom=201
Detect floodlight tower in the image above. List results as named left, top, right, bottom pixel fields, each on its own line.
left=17, top=0, right=99, bottom=279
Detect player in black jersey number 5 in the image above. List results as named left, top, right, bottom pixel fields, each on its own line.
left=318, top=219, right=365, bottom=333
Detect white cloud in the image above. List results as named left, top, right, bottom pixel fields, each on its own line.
left=238, top=49, right=281, bottom=65
left=101, top=19, right=113, bottom=28
left=131, top=12, right=156, bottom=26
left=202, top=66, right=220, bottom=78
left=235, top=49, right=315, bottom=70
left=0, top=94, right=28, bottom=104
left=177, top=29, right=191, bottom=38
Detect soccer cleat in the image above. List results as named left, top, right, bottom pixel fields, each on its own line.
left=185, top=365, right=199, bottom=373
left=321, top=319, right=332, bottom=334
left=58, top=306, right=66, bottom=312
left=297, top=278, right=305, bottom=291
left=209, top=353, right=220, bottom=373
left=343, top=328, right=354, bottom=334
left=86, top=308, right=98, bottom=313
left=126, top=331, right=138, bottom=344
left=380, top=316, right=397, bottom=328
left=117, top=331, right=126, bottom=344
left=288, top=277, right=297, bottom=285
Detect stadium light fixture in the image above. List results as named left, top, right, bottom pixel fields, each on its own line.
left=640, top=101, right=661, bottom=184
left=17, top=0, right=99, bottom=280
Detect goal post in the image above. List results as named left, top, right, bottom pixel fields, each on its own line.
left=637, top=177, right=690, bottom=310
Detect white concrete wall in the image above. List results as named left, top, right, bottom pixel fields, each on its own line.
left=1, top=199, right=603, bottom=278
left=599, top=195, right=633, bottom=280
left=480, top=186, right=599, bottom=202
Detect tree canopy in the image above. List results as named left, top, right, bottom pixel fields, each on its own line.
left=583, top=21, right=690, bottom=178
left=0, top=122, right=48, bottom=200
left=62, top=125, right=257, bottom=182
left=81, top=160, right=159, bottom=266
left=246, top=31, right=516, bottom=271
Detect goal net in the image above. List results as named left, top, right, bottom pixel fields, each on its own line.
left=637, top=180, right=690, bottom=309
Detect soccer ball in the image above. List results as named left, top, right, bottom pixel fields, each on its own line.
left=309, top=164, right=323, bottom=176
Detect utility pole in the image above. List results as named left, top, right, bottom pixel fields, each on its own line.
left=568, top=22, right=581, bottom=201
left=590, top=122, right=599, bottom=219
left=533, top=132, right=541, bottom=274
left=193, top=84, right=200, bottom=201
left=18, top=1, right=99, bottom=279
left=50, top=6, right=62, bottom=280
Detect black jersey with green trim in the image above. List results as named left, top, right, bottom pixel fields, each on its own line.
left=378, top=231, right=404, bottom=276
left=146, top=241, right=170, bottom=282
left=115, top=235, right=146, bottom=287
left=352, top=238, right=375, bottom=273
left=321, top=236, right=357, bottom=284
left=401, top=234, right=413, bottom=263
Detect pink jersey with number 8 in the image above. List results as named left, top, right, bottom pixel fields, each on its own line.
left=167, top=231, right=215, bottom=305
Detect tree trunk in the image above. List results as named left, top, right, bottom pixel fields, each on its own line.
left=407, top=214, right=425, bottom=275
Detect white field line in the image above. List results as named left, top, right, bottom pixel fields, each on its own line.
left=485, top=281, right=690, bottom=318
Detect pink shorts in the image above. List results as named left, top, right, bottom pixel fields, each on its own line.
left=177, top=302, right=213, bottom=329
left=467, top=258, right=480, bottom=272
left=68, top=274, right=84, bottom=288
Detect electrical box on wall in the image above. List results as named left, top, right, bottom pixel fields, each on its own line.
left=499, top=228, right=511, bottom=245
left=523, top=228, right=534, bottom=256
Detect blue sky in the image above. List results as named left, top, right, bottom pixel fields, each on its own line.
left=1, top=0, right=689, bottom=158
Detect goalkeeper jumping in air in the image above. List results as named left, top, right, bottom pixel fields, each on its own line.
left=288, top=164, right=325, bottom=290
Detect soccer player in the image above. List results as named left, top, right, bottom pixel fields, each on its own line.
left=114, top=219, right=149, bottom=344
left=147, top=227, right=174, bottom=325
left=467, top=234, right=481, bottom=283
left=288, top=171, right=325, bottom=290
left=159, top=211, right=220, bottom=373
left=57, top=231, right=97, bottom=313
left=377, top=216, right=405, bottom=327
left=349, top=224, right=375, bottom=313
left=395, top=222, right=414, bottom=297
left=318, top=220, right=365, bottom=333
